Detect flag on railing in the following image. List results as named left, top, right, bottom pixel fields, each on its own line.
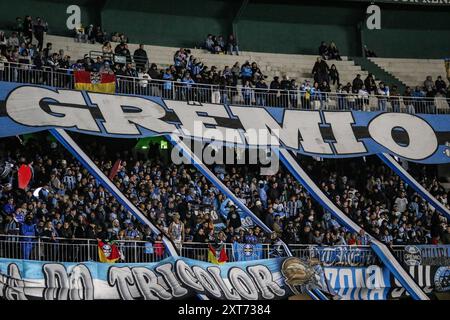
left=208, top=243, right=228, bottom=264
left=232, top=242, right=263, bottom=262
left=145, top=242, right=154, bottom=254
left=98, top=240, right=121, bottom=263
left=74, top=71, right=116, bottom=93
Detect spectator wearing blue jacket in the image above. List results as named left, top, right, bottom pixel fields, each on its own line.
left=21, top=215, right=36, bottom=259
left=180, top=73, right=195, bottom=100
left=242, top=80, right=253, bottom=105
left=162, top=69, right=174, bottom=99
left=241, top=62, right=253, bottom=83
left=377, top=82, right=390, bottom=111
left=3, top=198, right=15, bottom=215
left=412, top=86, right=425, bottom=113
left=310, top=82, right=323, bottom=109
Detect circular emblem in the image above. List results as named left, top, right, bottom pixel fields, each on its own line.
left=404, top=245, right=422, bottom=266
left=434, top=267, right=450, bottom=292
left=243, top=244, right=254, bottom=257
left=102, top=244, right=112, bottom=258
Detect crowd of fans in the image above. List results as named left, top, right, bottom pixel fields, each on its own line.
left=0, top=134, right=449, bottom=262
left=203, top=34, right=239, bottom=55
left=74, top=24, right=128, bottom=45
left=0, top=20, right=448, bottom=112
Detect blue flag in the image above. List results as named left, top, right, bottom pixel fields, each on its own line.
left=145, top=242, right=154, bottom=254
left=232, top=242, right=263, bottom=261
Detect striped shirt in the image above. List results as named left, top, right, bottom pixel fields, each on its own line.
left=285, top=199, right=302, bottom=219
left=63, top=175, right=76, bottom=190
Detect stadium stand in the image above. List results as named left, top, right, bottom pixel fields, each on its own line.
left=0, top=134, right=448, bottom=256
left=0, top=1, right=449, bottom=301
left=45, top=34, right=368, bottom=86
left=368, top=57, right=448, bottom=89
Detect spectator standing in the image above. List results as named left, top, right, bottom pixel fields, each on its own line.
left=435, top=76, right=447, bottom=94
left=364, top=74, right=377, bottom=95
left=15, top=17, right=24, bottom=37
left=227, top=205, right=242, bottom=231
left=377, top=82, right=389, bottom=111
left=33, top=17, right=48, bottom=51
left=269, top=76, right=281, bottom=107
left=242, top=80, right=253, bottom=105
left=280, top=75, right=291, bottom=108
left=312, top=57, right=329, bottom=84
left=23, top=16, right=33, bottom=44
left=424, top=76, right=434, bottom=92
left=227, top=34, right=239, bottom=55
left=168, top=213, right=184, bottom=249
left=352, top=74, right=364, bottom=92
left=255, top=77, right=268, bottom=106
left=42, top=42, right=52, bottom=60
left=390, top=85, right=401, bottom=112
left=318, top=41, right=328, bottom=60
left=7, top=32, right=20, bottom=48
left=133, top=44, right=148, bottom=72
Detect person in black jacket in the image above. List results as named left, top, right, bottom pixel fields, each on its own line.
left=364, top=74, right=377, bottom=94
left=289, top=79, right=298, bottom=108
left=352, top=74, right=364, bottom=92
left=23, top=15, right=33, bottom=44
left=227, top=206, right=242, bottom=230
left=269, top=76, right=281, bottom=107
left=435, top=76, right=447, bottom=94
left=255, top=78, right=269, bottom=106
left=133, top=44, right=148, bottom=72
left=329, top=64, right=339, bottom=86
left=318, top=41, right=329, bottom=60
left=312, top=57, right=330, bottom=84
left=33, top=17, right=47, bottom=51
left=148, top=63, right=160, bottom=79
left=299, top=225, right=314, bottom=244
left=280, top=75, right=291, bottom=108
left=193, top=227, right=208, bottom=243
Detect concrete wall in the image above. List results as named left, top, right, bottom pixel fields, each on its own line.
left=1, top=0, right=449, bottom=58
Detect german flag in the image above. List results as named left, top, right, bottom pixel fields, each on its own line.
left=74, top=71, right=116, bottom=93
left=208, top=244, right=228, bottom=265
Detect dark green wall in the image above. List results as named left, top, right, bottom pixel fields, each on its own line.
left=363, top=28, right=450, bottom=59
left=361, top=6, right=450, bottom=58
left=1, top=0, right=449, bottom=59
left=234, top=3, right=363, bottom=55
left=101, top=11, right=230, bottom=48
left=0, top=0, right=100, bottom=36
left=101, top=0, right=236, bottom=47
left=236, top=20, right=361, bottom=55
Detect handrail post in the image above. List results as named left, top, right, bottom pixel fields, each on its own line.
left=38, top=237, right=41, bottom=261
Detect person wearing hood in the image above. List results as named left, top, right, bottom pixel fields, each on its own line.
left=20, top=214, right=36, bottom=259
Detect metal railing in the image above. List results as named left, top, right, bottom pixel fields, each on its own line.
left=0, top=234, right=169, bottom=263
left=89, top=50, right=150, bottom=70
left=3, top=234, right=447, bottom=267
left=0, top=61, right=74, bottom=88
left=0, top=61, right=449, bottom=113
